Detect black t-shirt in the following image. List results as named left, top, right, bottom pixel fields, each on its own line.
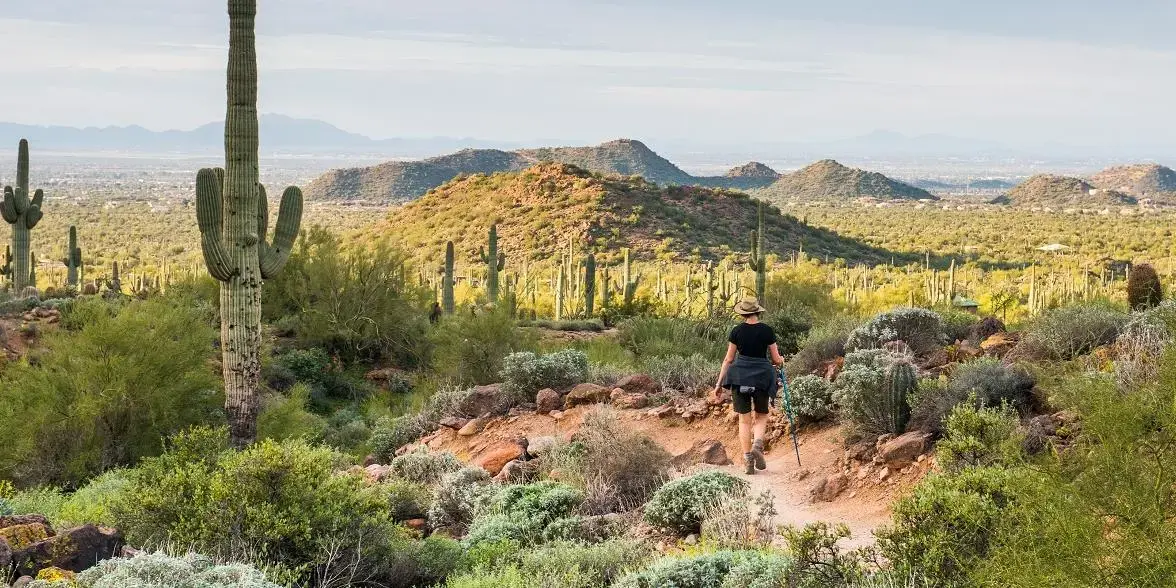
left=729, top=322, right=777, bottom=358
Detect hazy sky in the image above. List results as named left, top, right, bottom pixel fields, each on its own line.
left=5, top=0, right=1176, bottom=149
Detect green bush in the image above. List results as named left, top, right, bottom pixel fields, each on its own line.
left=787, top=316, right=859, bottom=377
left=910, top=359, right=1035, bottom=435
left=617, top=317, right=728, bottom=360
left=644, top=471, right=748, bottom=534
left=370, top=414, right=433, bottom=461
left=465, top=481, right=585, bottom=547
left=640, top=353, right=715, bottom=395
left=74, top=552, right=281, bottom=588
left=256, top=384, right=328, bottom=443
left=384, top=479, right=432, bottom=522
left=500, top=349, right=589, bottom=399
left=432, top=307, right=538, bottom=385
left=1019, top=303, right=1127, bottom=360
left=615, top=550, right=788, bottom=588
left=55, top=469, right=131, bottom=528
left=390, top=448, right=463, bottom=486
left=937, top=402, right=1023, bottom=472
left=845, top=308, right=946, bottom=358
left=0, top=295, right=220, bottom=486
left=428, top=467, right=495, bottom=533
left=939, top=309, right=980, bottom=344
left=788, top=375, right=834, bottom=423
left=1127, top=263, right=1163, bottom=310
left=541, top=514, right=625, bottom=544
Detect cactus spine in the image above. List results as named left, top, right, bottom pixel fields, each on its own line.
left=195, top=0, right=305, bottom=447
left=748, top=201, right=767, bottom=302
left=479, top=224, right=506, bottom=302
left=2, top=139, right=45, bottom=292
left=884, top=360, right=916, bottom=434
left=442, top=241, right=455, bottom=314
left=64, top=226, right=83, bottom=288
left=584, top=253, right=596, bottom=317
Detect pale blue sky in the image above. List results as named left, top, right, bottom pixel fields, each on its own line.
left=5, top=1, right=1176, bottom=150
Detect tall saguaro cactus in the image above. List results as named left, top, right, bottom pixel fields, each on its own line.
left=196, top=0, right=304, bottom=447
left=748, top=202, right=768, bottom=302
left=622, top=247, right=640, bottom=305
left=2, top=139, right=45, bottom=292
left=64, top=226, right=83, bottom=288
left=442, top=241, right=456, bottom=314
left=584, top=253, right=596, bottom=317
left=479, top=224, right=506, bottom=302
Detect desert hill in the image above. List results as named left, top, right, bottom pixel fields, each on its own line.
left=368, top=163, right=894, bottom=265
left=1089, top=163, right=1176, bottom=202
left=751, top=159, right=937, bottom=203
left=993, top=174, right=1137, bottom=207
left=304, top=139, right=780, bottom=202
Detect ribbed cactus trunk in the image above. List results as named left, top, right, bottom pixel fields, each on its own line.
left=480, top=224, right=505, bottom=302
left=196, top=0, right=303, bottom=448
left=884, top=361, right=916, bottom=434
left=584, top=253, right=596, bottom=317
left=748, top=201, right=767, bottom=303
left=555, top=264, right=565, bottom=321
left=622, top=247, right=638, bottom=305
left=65, top=226, right=82, bottom=287
left=2, top=140, right=45, bottom=292
left=442, top=241, right=455, bottom=314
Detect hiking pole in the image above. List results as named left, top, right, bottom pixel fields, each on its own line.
left=778, top=367, right=802, bottom=467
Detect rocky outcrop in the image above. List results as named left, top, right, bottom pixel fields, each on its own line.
left=876, top=432, right=933, bottom=469
left=535, top=388, right=562, bottom=414
left=0, top=516, right=123, bottom=579
left=671, top=439, right=732, bottom=468
left=564, top=383, right=611, bottom=409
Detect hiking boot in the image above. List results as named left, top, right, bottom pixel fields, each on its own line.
left=751, top=439, right=767, bottom=471
left=743, top=453, right=756, bottom=475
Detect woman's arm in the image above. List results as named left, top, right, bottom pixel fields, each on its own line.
left=713, top=342, right=738, bottom=393
left=768, top=343, right=785, bottom=368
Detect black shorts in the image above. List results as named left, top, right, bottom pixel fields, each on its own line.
left=731, top=387, right=770, bottom=415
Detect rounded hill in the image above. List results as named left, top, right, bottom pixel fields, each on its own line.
left=751, top=159, right=937, bottom=203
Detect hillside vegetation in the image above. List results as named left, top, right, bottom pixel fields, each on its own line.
left=367, top=162, right=894, bottom=265
left=994, top=174, right=1137, bottom=207
left=752, top=159, right=937, bottom=203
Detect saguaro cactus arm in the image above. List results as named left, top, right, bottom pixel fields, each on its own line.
left=1, top=187, right=17, bottom=224
left=258, top=184, right=303, bottom=279
left=24, top=190, right=43, bottom=229
left=195, top=167, right=236, bottom=282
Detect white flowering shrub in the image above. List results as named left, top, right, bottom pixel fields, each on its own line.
left=845, top=308, right=946, bottom=358
left=500, top=349, right=589, bottom=399
left=788, top=375, right=835, bottom=423
left=72, top=553, right=280, bottom=588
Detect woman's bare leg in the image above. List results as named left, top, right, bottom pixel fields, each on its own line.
left=753, top=413, right=769, bottom=443
left=738, top=412, right=755, bottom=454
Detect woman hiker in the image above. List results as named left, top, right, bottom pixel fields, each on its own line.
left=712, top=297, right=786, bottom=475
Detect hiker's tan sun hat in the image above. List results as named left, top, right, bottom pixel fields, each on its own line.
left=734, top=297, right=766, bottom=316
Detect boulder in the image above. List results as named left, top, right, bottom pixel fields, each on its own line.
left=439, top=416, right=469, bottom=430
left=0, top=516, right=52, bottom=534
left=610, top=388, right=650, bottom=410
left=475, top=442, right=525, bottom=476
left=0, top=536, right=11, bottom=569
left=15, top=525, right=124, bottom=577
left=458, top=418, right=486, bottom=436
left=877, top=432, right=932, bottom=469
left=363, top=464, right=393, bottom=483
left=455, top=384, right=507, bottom=417
left=810, top=473, right=849, bottom=502
left=614, top=374, right=661, bottom=397
left=564, top=383, right=611, bottom=408
left=536, top=388, right=562, bottom=414
left=12, top=576, right=31, bottom=588
left=527, top=436, right=558, bottom=459
left=0, top=523, right=51, bottom=551
left=671, top=439, right=732, bottom=468
left=494, top=459, right=527, bottom=482
left=980, top=333, right=1019, bottom=358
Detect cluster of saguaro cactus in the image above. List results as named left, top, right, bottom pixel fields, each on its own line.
left=442, top=241, right=456, bottom=314
left=64, top=226, right=83, bottom=288
left=884, top=359, right=916, bottom=434
left=2, top=139, right=45, bottom=292
left=479, top=224, right=506, bottom=302
left=748, top=201, right=767, bottom=302
left=196, top=0, right=304, bottom=447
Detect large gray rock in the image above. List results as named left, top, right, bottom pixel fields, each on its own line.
left=614, top=374, right=661, bottom=397
left=15, top=524, right=124, bottom=577
left=564, top=383, right=611, bottom=408
left=809, top=473, right=849, bottom=503
left=877, top=432, right=932, bottom=469
left=672, top=439, right=732, bottom=468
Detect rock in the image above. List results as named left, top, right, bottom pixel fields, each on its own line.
left=364, top=367, right=404, bottom=385
left=649, top=405, right=676, bottom=419
left=844, top=441, right=877, bottom=463
left=12, top=576, right=31, bottom=588
left=0, top=537, right=11, bottom=569
left=0, top=523, right=51, bottom=551
left=564, top=383, right=611, bottom=408
left=980, top=333, right=1019, bottom=358
left=877, top=432, right=933, bottom=469
left=610, top=388, right=650, bottom=410
left=918, top=347, right=950, bottom=370
left=405, top=519, right=428, bottom=532
left=0, top=515, right=52, bottom=534
left=818, top=357, right=844, bottom=380
left=672, top=439, right=733, bottom=468
left=792, top=469, right=811, bottom=481
left=683, top=533, right=699, bottom=546
left=494, top=459, right=527, bottom=482
left=455, top=384, right=507, bottom=417
left=15, top=525, right=124, bottom=576
left=439, top=416, right=469, bottom=430
left=363, top=464, right=393, bottom=483
left=550, top=410, right=566, bottom=421
left=878, top=467, right=891, bottom=482
left=527, top=436, right=558, bottom=459
left=508, top=403, right=536, bottom=417
left=536, top=388, right=562, bottom=414
left=458, top=418, right=486, bottom=436
left=971, top=317, right=1006, bottom=342
left=475, top=443, right=525, bottom=476
left=614, top=374, right=661, bottom=397
left=810, top=473, right=849, bottom=502
left=361, top=454, right=378, bottom=467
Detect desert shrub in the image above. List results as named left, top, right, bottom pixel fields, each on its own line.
left=763, top=309, right=812, bottom=356
left=910, top=359, right=1035, bottom=436
left=615, top=551, right=788, bottom=588
left=369, top=414, right=433, bottom=461
left=382, top=478, right=432, bottom=522
left=520, top=319, right=605, bottom=332
left=936, top=401, right=1023, bottom=473
left=1019, top=304, right=1127, bottom=361
left=617, top=317, right=728, bottom=360
left=500, top=349, right=589, bottom=400
left=432, top=307, right=538, bottom=385
left=721, top=552, right=795, bottom=588
left=939, top=309, right=979, bottom=343
left=264, top=228, right=433, bottom=367
left=845, top=308, right=946, bottom=358
left=112, top=434, right=390, bottom=583
left=787, top=316, right=860, bottom=377
left=0, top=295, right=220, bottom=486
left=788, top=375, right=834, bottom=423
left=428, top=467, right=496, bottom=534
left=55, top=469, right=130, bottom=528
left=465, top=481, right=584, bottom=547
left=390, top=448, right=463, bottom=486
left=640, top=353, right=715, bottom=395
left=521, top=540, right=650, bottom=586
left=74, top=552, right=281, bottom=588
left=6, top=486, right=66, bottom=523
left=700, top=490, right=778, bottom=549
left=464, top=514, right=536, bottom=548
left=543, top=408, right=672, bottom=513
left=1127, top=263, right=1163, bottom=310
left=1114, top=307, right=1175, bottom=389
left=832, top=350, right=916, bottom=436
left=541, top=514, right=625, bottom=544
left=878, top=467, right=1018, bottom=587
left=272, top=347, right=364, bottom=406
left=256, top=384, right=328, bottom=443
left=781, top=522, right=873, bottom=587
left=644, top=471, right=748, bottom=534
